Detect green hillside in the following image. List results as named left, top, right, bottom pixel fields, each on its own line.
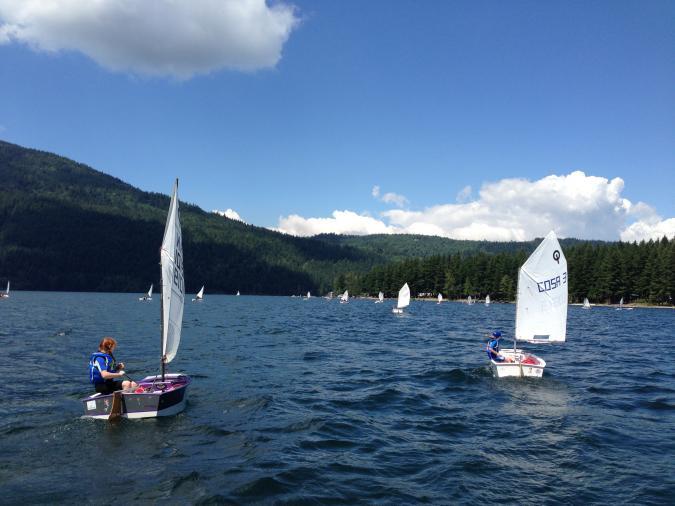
left=3, top=139, right=664, bottom=302
left=0, top=140, right=376, bottom=293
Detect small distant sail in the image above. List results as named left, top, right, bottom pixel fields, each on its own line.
left=195, top=286, right=205, bottom=300
left=325, top=291, right=334, bottom=299
left=485, top=294, right=490, bottom=305
left=437, top=293, right=443, bottom=304
left=340, top=290, right=349, bottom=303
left=619, top=297, right=623, bottom=307
left=147, top=284, right=153, bottom=298
left=307, top=291, right=311, bottom=299
left=5, top=281, right=9, bottom=296
left=397, top=283, right=410, bottom=309
left=583, top=297, right=590, bottom=309
left=467, top=295, right=473, bottom=305
left=236, top=290, right=240, bottom=296
left=379, top=291, right=384, bottom=302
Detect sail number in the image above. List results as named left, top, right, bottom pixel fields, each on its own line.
left=173, top=236, right=184, bottom=292
left=537, top=272, right=567, bottom=293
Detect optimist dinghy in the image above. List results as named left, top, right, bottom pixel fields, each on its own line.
left=339, top=290, right=349, bottom=304
left=375, top=291, right=384, bottom=303
left=437, top=293, right=443, bottom=305
left=82, top=179, right=191, bottom=419
left=0, top=281, right=8, bottom=299
left=192, top=285, right=205, bottom=302
left=489, top=231, right=568, bottom=379
left=392, top=283, right=410, bottom=314
left=139, top=284, right=153, bottom=301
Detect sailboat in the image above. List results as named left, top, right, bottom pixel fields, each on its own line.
left=582, top=297, right=591, bottom=309
left=192, top=285, right=205, bottom=302
left=467, top=295, right=473, bottom=305
left=616, top=297, right=633, bottom=311
left=339, top=290, right=349, bottom=304
left=375, top=291, right=384, bottom=303
left=489, top=231, right=567, bottom=379
left=485, top=294, right=491, bottom=306
left=236, top=290, right=240, bottom=296
left=437, top=293, right=443, bottom=304
left=0, top=281, right=9, bottom=299
left=139, top=284, right=153, bottom=301
left=305, top=291, right=311, bottom=299
left=324, top=291, right=334, bottom=300
left=392, top=283, right=410, bottom=314
left=82, top=179, right=191, bottom=419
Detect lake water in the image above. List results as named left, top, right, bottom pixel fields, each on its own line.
left=1, top=292, right=674, bottom=504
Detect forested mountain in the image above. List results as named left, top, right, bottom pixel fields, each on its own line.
left=0, top=140, right=374, bottom=294
left=0, top=140, right=672, bottom=303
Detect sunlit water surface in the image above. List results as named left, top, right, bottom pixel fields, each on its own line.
left=1, top=293, right=673, bottom=504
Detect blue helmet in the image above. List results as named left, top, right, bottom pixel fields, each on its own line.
left=492, top=331, right=502, bottom=338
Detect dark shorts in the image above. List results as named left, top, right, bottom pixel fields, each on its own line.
left=94, top=380, right=124, bottom=395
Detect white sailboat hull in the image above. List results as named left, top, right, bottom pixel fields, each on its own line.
left=392, top=307, right=403, bottom=314
left=490, top=349, right=546, bottom=378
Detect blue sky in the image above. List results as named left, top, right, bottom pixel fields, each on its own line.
left=0, top=0, right=673, bottom=241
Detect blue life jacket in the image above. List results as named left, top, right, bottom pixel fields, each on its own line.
left=486, top=339, right=501, bottom=361
left=89, top=352, right=116, bottom=384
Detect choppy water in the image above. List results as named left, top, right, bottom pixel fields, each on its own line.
left=1, top=293, right=674, bottom=504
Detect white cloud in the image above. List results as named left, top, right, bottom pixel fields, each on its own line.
left=619, top=201, right=675, bottom=241
left=371, top=184, right=408, bottom=208
left=456, top=185, right=472, bottom=203
left=213, top=208, right=243, bottom=222
left=276, top=171, right=675, bottom=241
left=277, top=210, right=396, bottom=236
left=0, top=0, right=300, bottom=79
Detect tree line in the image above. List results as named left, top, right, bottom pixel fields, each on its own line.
left=333, top=237, right=675, bottom=305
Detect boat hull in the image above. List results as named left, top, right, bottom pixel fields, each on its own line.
left=81, top=373, right=191, bottom=419
left=490, top=350, right=546, bottom=378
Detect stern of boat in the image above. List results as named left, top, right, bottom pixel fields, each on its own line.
left=491, top=350, right=546, bottom=378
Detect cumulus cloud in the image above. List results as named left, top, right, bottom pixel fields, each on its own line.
left=371, top=184, right=408, bottom=208
left=620, top=202, right=675, bottom=242
left=0, top=0, right=300, bottom=78
left=277, top=171, right=675, bottom=241
left=277, top=210, right=396, bottom=236
left=213, top=208, right=244, bottom=222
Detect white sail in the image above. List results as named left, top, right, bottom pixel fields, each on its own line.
left=196, top=286, right=205, bottom=300
left=236, top=290, right=240, bottom=296
left=583, top=297, right=590, bottom=308
left=397, top=283, right=410, bottom=309
left=467, top=295, right=472, bottom=304
left=161, top=180, right=185, bottom=364
left=515, top=231, right=567, bottom=343
left=307, top=291, right=311, bottom=298
left=619, top=297, right=623, bottom=308
left=341, top=290, right=349, bottom=302
left=378, top=291, right=384, bottom=302
left=147, top=284, right=153, bottom=298
left=437, top=293, right=443, bottom=303
left=485, top=294, right=490, bottom=305
left=5, top=281, right=9, bottom=296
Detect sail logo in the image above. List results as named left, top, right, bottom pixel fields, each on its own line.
left=537, top=272, right=567, bottom=293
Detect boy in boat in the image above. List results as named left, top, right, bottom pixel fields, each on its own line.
left=89, top=337, right=137, bottom=394
left=486, top=331, right=513, bottom=363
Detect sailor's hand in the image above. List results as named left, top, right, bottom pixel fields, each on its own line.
left=117, top=371, right=126, bottom=377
